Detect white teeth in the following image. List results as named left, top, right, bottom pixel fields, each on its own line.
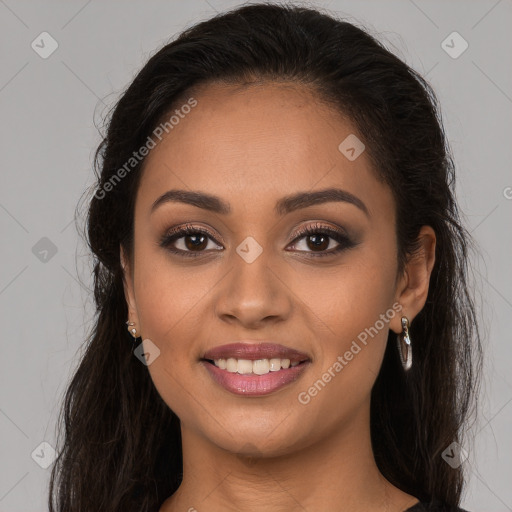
left=269, top=358, right=281, bottom=371
left=213, top=357, right=299, bottom=374
left=226, top=358, right=238, bottom=372
left=253, top=359, right=270, bottom=375
left=237, top=359, right=253, bottom=374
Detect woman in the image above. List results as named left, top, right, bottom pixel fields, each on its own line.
left=48, top=3, right=482, bottom=511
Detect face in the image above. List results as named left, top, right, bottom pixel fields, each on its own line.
left=122, top=81, right=409, bottom=457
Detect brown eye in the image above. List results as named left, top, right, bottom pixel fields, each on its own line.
left=288, top=223, right=356, bottom=257
left=160, top=225, right=223, bottom=257
left=183, top=233, right=208, bottom=251
left=304, top=233, right=330, bottom=252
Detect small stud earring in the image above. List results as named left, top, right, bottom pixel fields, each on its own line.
left=126, top=320, right=139, bottom=339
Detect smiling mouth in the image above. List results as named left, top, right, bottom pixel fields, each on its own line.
left=201, top=357, right=308, bottom=375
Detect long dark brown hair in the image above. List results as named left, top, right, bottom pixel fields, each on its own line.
left=49, top=3, right=482, bottom=511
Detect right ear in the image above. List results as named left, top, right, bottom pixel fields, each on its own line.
left=120, top=245, right=139, bottom=328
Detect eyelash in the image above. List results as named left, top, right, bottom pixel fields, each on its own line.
left=159, top=222, right=355, bottom=258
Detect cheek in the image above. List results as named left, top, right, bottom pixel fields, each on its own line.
left=296, top=255, right=397, bottom=338
left=132, top=256, right=208, bottom=419
left=133, top=240, right=217, bottom=347
left=297, top=245, right=398, bottom=379
left=292, top=265, right=397, bottom=425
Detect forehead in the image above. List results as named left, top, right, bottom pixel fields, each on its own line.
left=136, top=81, right=393, bottom=221
left=145, top=81, right=349, bottom=174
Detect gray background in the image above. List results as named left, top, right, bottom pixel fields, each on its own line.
left=0, top=0, right=511, bottom=510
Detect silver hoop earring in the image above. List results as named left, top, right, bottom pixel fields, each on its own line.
left=397, top=316, right=412, bottom=371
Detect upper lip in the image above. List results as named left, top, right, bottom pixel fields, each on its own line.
left=202, top=342, right=311, bottom=364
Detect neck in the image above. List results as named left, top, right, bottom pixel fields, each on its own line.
left=160, top=404, right=419, bottom=512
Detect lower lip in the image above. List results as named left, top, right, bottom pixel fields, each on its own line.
left=201, top=360, right=310, bottom=396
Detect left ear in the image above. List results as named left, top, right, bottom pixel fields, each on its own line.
left=390, top=225, right=436, bottom=334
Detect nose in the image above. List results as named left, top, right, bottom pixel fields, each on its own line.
left=213, top=244, right=293, bottom=329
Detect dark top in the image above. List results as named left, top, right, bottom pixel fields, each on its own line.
left=405, top=501, right=469, bottom=511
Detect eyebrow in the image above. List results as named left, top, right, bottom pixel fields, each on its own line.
left=150, top=187, right=369, bottom=217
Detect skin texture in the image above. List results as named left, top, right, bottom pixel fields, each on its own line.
left=120, top=82, right=436, bottom=512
